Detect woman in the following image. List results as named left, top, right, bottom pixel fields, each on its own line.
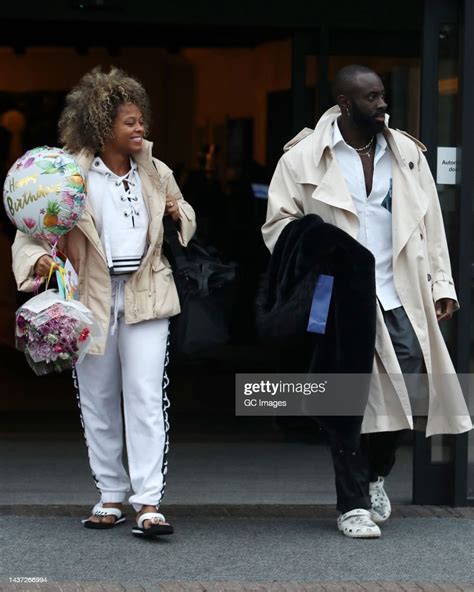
left=11, top=67, right=196, bottom=537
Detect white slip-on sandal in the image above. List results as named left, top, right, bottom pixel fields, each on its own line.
left=370, top=477, right=391, bottom=524
left=337, top=508, right=381, bottom=538
left=82, top=503, right=126, bottom=530
left=132, top=511, right=174, bottom=538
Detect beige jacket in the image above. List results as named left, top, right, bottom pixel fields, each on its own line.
left=11, top=140, right=196, bottom=355
left=262, top=106, right=472, bottom=437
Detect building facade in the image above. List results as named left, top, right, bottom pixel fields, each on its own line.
left=0, top=0, right=472, bottom=505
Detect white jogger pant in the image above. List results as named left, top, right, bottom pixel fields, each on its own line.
left=74, top=277, right=170, bottom=511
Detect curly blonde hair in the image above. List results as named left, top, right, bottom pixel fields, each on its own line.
left=58, top=66, right=151, bottom=154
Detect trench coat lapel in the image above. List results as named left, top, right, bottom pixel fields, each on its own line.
left=386, top=133, right=429, bottom=263
left=296, top=109, right=360, bottom=237
left=306, top=154, right=359, bottom=238
left=311, top=157, right=358, bottom=216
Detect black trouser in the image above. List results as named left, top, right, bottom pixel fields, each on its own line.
left=317, top=306, right=424, bottom=514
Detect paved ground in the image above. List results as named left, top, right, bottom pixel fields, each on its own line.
left=1, top=581, right=474, bottom=591
left=0, top=439, right=412, bottom=506
left=1, top=511, right=474, bottom=589
left=2, top=437, right=473, bottom=591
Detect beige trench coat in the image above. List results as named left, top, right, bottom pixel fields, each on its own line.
left=262, top=106, right=472, bottom=437
left=11, top=140, right=196, bottom=355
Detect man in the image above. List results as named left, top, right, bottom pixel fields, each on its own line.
left=262, top=65, right=472, bottom=538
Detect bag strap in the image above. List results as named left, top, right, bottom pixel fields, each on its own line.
left=162, top=215, right=189, bottom=273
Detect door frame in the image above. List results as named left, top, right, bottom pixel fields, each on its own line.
left=414, top=0, right=473, bottom=506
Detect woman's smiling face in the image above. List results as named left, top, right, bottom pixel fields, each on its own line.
left=107, top=102, right=145, bottom=155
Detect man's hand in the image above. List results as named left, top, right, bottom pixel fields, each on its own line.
left=34, top=255, right=56, bottom=277
left=435, top=298, right=456, bottom=322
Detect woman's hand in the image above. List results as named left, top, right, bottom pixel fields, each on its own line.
left=165, top=197, right=180, bottom=222
left=34, top=255, right=56, bottom=277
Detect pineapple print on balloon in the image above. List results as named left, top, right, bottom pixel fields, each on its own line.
left=43, top=200, right=61, bottom=228
left=34, top=153, right=86, bottom=236
left=68, top=173, right=85, bottom=189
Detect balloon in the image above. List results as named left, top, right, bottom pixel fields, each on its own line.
left=3, top=146, right=86, bottom=244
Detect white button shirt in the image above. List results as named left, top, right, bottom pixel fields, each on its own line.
left=332, top=121, right=402, bottom=311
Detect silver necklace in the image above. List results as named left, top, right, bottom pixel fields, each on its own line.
left=353, top=137, right=375, bottom=153
left=355, top=138, right=375, bottom=159
left=358, top=147, right=374, bottom=159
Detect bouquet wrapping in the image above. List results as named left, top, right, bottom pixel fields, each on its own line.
left=15, top=289, right=100, bottom=376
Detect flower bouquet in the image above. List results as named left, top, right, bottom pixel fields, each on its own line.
left=15, top=289, right=100, bottom=376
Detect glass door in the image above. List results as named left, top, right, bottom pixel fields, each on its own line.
left=413, top=0, right=473, bottom=506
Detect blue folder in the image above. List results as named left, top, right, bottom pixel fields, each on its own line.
left=307, top=274, right=334, bottom=335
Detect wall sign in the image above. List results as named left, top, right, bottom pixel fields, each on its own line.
left=437, top=147, right=460, bottom=185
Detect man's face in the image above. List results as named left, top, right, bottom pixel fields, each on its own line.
left=347, top=73, right=388, bottom=134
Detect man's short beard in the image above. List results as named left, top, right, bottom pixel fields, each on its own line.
left=351, top=102, right=385, bottom=135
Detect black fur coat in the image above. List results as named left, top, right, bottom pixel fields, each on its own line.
left=256, top=214, right=376, bottom=374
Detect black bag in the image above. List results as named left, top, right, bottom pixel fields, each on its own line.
left=163, top=216, right=237, bottom=356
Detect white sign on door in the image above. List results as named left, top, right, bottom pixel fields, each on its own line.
left=437, top=147, right=460, bottom=185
